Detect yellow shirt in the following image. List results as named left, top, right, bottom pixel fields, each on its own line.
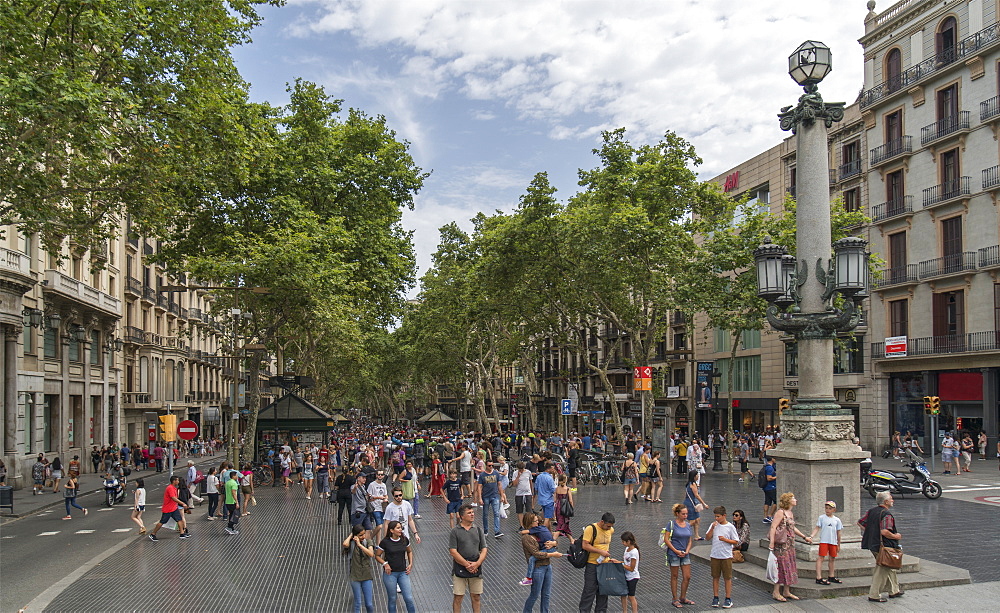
left=584, top=523, right=615, bottom=564
left=639, top=454, right=649, bottom=473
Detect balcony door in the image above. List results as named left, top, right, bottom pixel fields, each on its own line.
left=885, top=110, right=903, bottom=145
left=941, top=216, right=962, bottom=272
left=937, top=84, right=958, bottom=124
left=933, top=290, right=965, bottom=349
left=888, top=231, right=907, bottom=282
left=941, top=149, right=960, bottom=195
left=936, top=17, right=958, bottom=64
left=887, top=170, right=905, bottom=214
left=886, top=48, right=902, bottom=91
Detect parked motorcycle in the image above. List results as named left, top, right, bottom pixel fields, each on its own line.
left=104, top=472, right=127, bottom=507
left=865, top=449, right=942, bottom=499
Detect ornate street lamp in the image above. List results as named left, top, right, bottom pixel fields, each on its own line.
left=22, top=307, right=44, bottom=328
left=756, top=41, right=870, bottom=554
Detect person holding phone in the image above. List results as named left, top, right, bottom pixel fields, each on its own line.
left=343, top=524, right=375, bottom=613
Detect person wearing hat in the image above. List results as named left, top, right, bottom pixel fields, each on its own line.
left=809, top=501, right=843, bottom=585
left=185, top=459, right=205, bottom=505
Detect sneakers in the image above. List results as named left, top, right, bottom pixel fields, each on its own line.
left=207, top=516, right=216, bottom=521
left=83, top=508, right=88, bottom=516
left=396, top=585, right=401, bottom=593
left=762, top=517, right=772, bottom=524
left=62, top=515, right=72, bottom=520
left=519, top=578, right=533, bottom=586
left=494, top=532, right=504, bottom=538
left=413, top=514, right=422, bottom=519
left=723, top=598, right=733, bottom=609
left=469, top=503, right=478, bottom=507
left=179, top=532, right=192, bottom=539
left=225, top=527, right=238, bottom=535
left=737, top=478, right=744, bottom=482
left=711, top=596, right=720, bottom=608
left=148, top=534, right=159, bottom=541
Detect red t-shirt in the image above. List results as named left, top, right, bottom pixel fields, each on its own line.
left=162, top=484, right=179, bottom=513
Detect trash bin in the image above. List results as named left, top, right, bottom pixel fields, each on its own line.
left=0, top=485, right=13, bottom=513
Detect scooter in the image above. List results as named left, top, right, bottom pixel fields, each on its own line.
left=865, top=449, right=942, bottom=499
left=104, top=472, right=127, bottom=507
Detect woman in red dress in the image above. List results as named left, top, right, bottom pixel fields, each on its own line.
left=428, top=452, right=445, bottom=497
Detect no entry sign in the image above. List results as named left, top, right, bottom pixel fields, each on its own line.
left=177, top=419, right=199, bottom=441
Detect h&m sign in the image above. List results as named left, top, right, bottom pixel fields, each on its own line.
left=723, top=171, right=740, bottom=192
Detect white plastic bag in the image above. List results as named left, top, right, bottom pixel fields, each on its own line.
left=163, top=518, right=178, bottom=531
left=765, top=550, right=778, bottom=583
left=499, top=504, right=508, bottom=519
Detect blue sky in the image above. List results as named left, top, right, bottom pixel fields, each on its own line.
left=231, top=0, right=867, bottom=289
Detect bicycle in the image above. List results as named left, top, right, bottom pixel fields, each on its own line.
left=252, top=463, right=274, bottom=487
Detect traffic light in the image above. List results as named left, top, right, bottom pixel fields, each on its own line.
left=923, top=396, right=933, bottom=415
left=778, top=398, right=790, bottom=413
left=159, top=414, right=177, bottom=442
left=930, top=396, right=941, bottom=415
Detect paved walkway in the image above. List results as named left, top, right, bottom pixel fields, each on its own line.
left=7, top=461, right=994, bottom=612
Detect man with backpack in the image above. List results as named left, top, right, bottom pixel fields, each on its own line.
left=577, top=512, right=616, bottom=613
left=760, top=456, right=777, bottom=523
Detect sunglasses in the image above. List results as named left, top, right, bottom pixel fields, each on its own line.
left=393, top=494, right=403, bottom=497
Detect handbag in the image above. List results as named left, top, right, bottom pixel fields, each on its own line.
left=732, top=549, right=745, bottom=563
left=559, top=496, right=575, bottom=518
left=876, top=545, right=903, bottom=569
left=694, top=502, right=706, bottom=513
left=596, top=561, right=629, bottom=596
left=453, top=526, right=484, bottom=578
left=401, top=478, right=415, bottom=500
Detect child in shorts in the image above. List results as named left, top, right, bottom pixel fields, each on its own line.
left=620, top=531, right=640, bottom=613
left=519, top=519, right=559, bottom=586
left=809, top=500, right=844, bottom=584
left=444, top=470, right=464, bottom=527
left=705, top=505, right=738, bottom=609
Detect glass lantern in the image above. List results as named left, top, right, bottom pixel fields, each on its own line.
left=833, top=236, right=869, bottom=295
left=754, top=240, right=789, bottom=301
left=788, top=40, right=832, bottom=86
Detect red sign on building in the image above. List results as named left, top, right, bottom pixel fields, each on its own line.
left=723, top=171, right=740, bottom=192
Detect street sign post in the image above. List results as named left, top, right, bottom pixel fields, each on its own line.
left=561, top=399, right=573, bottom=416
left=177, top=419, right=199, bottom=441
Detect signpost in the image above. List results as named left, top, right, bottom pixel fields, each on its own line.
left=177, top=420, right=199, bottom=441
left=884, top=336, right=907, bottom=357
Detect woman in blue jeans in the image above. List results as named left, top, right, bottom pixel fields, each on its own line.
left=375, top=520, right=416, bottom=613
left=61, top=472, right=88, bottom=519
left=521, top=512, right=562, bottom=612
left=343, top=524, right=375, bottom=613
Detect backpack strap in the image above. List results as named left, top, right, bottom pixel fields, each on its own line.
left=587, top=523, right=599, bottom=545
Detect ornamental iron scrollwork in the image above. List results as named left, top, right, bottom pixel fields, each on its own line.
left=778, top=84, right=846, bottom=134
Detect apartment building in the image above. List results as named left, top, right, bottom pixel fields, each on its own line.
left=0, top=222, right=273, bottom=488
left=702, top=102, right=876, bottom=445
left=859, top=0, right=999, bottom=451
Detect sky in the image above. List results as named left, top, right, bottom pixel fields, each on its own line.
left=231, top=0, right=868, bottom=292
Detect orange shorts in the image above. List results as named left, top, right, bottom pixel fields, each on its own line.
left=819, top=543, right=839, bottom=558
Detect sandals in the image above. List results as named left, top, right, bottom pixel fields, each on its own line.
left=816, top=578, right=830, bottom=585
left=672, top=600, right=683, bottom=608
left=681, top=599, right=696, bottom=605
left=772, top=596, right=787, bottom=602
left=829, top=577, right=842, bottom=584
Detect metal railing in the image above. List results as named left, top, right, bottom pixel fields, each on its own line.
left=870, top=195, right=912, bottom=222
left=873, top=264, right=918, bottom=288
left=860, top=22, right=1000, bottom=108
left=126, top=276, right=142, bottom=295
left=870, top=136, right=912, bottom=166
left=189, top=307, right=203, bottom=321
left=872, top=331, right=1000, bottom=358
left=917, top=252, right=977, bottom=279
left=922, top=177, right=970, bottom=207
left=983, top=166, right=1000, bottom=190
left=980, top=245, right=1000, bottom=267
left=124, top=326, right=146, bottom=344
left=920, top=111, right=970, bottom=145
left=981, top=95, right=1000, bottom=122
left=142, top=286, right=156, bottom=302
left=836, top=159, right=862, bottom=182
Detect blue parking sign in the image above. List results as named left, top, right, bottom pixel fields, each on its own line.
left=561, top=399, right=573, bottom=415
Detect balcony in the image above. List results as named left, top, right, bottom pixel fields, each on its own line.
left=0, top=247, right=32, bottom=286
left=833, top=159, right=862, bottom=182
left=164, top=336, right=187, bottom=350
left=870, top=195, right=913, bottom=223
left=917, top=252, right=977, bottom=279
left=156, top=294, right=168, bottom=310
left=983, top=166, right=1000, bottom=192
left=43, top=270, right=122, bottom=316
left=982, top=95, right=1000, bottom=122
left=860, top=22, right=1000, bottom=109
left=179, top=307, right=188, bottom=319
left=869, top=136, right=912, bottom=167
left=125, top=276, right=142, bottom=296
left=122, top=392, right=153, bottom=406
left=872, top=331, right=1000, bottom=359
left=142, top=241, right=153, bottom=256
left=920, top=111, right=970, bottom=146
left=124, top=325, right=146, bottom=344
left=168, top=300, right=180, bottom=316
left=189, top=307, right=203, bottom=322
left=980, top=245, right=1000, bottom=269
left=663, top=385, right=689, bottom=399
left=922, top=177, right=971, bottom=208
left=873, top=264, right=919, bottom=289
left=142, top=285, right=156, bottom=303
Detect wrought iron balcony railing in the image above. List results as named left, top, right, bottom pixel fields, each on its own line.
left=872, top=331, right=1000, bottom=358
left=870, top=136, right=912, bottom=166
left=917, top=252, right=977, bottom=279
left=920, top=111, right=970, bottom=146
left=922, top=177, right=970, bottom=207
left=870, top=195, right=912, bottom=222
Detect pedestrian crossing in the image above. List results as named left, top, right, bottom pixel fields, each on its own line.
left=25, top=528, right=143, bottom=538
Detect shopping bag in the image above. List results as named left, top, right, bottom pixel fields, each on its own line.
left=596, top=562, right=629, bottom=596
left=163, top=518, right=178, bottom=531
left=499, top=504, right=507, bottom=519
left=765, top=551, right=778, bottom=583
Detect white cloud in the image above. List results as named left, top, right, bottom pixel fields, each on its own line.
left=293, top=0, right=862, bottom=178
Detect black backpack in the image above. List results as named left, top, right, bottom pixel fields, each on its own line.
left=568, top=523, right=599, bottom=568
left=757, top=465, right=768, bottom=489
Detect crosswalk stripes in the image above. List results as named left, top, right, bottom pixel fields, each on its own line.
left=75, top=530, right=95, bottom=534
left=37, top=531, right=59, bottom=536
left=111, top=528, right=132, bottom=532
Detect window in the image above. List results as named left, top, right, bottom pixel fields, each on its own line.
left=941, top=217, right=962, bottom=273
left=740, top=329, right=761, bottom=349
left=996, top=283, right=1000, bottom=333
left=940, top=149, right=960, bottom=192
left=933, top=291, right=964, bottom=337
left=715, top=356, right=762, bottom=392
left=22, top=324, right=34, bottom=355
left=672, top=368, right=685, bottom=387
left=43, top=327, right=58, bottom=359
left=886, top=169, right=904, bottom=211
left=885, top=110, right=903, bottom=144
left=841, top=141, right=861, bottom=178
left=90, top=330, right=100, bottom=365
left=889, top=299, right=908, bottom=337
left=834, top=336, right=865, bottom=374
left=843, top=187, right=861, bottom=213
left=714, top=328, right=731, bottom=353
left=20, top=232, right=32, bottom=256
left=937, top=84, right=958, bottom=123
left=785, top=342, right=798, bottom=377
left=672, top=332, right=686, bottom=351
left=72, top=257, right=82, bottom=280
left=68, top=335, right=81, bottom=362
left=888, top=231, right=907, bottom=280
left=936, top=17, right=958, bottom=64
left=787, top=167, right=796, bottom=198
left=885, top=48, right=902, bottom=91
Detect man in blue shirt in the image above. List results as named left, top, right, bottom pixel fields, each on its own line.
left=582, top=432, right=592, bottom=451
left=762, top=456, right=777, bottom=523
left=534, top=462, right=557, bottom=529
left=475, top=462, right=507, bottom=538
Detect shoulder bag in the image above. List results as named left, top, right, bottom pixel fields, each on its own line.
left=453, top=526, right=484, bottom=578
left=875, top=509, right=903, bottom=568
left=559, top=495, right=575, bottom=518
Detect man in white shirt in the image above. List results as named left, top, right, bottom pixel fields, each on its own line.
left=185, top=460, right=204, bottom=504
left=367, top=470, right=389, bottom=542
left=383, top=486, right=421, bottom=543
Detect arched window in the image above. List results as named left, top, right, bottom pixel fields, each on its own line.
left=885, top=48, right=902, bottom=92
left=937, top=17, right=958, bottom=64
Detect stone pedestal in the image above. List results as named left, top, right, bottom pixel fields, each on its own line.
left=769, top=409, right=869, bottom=544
